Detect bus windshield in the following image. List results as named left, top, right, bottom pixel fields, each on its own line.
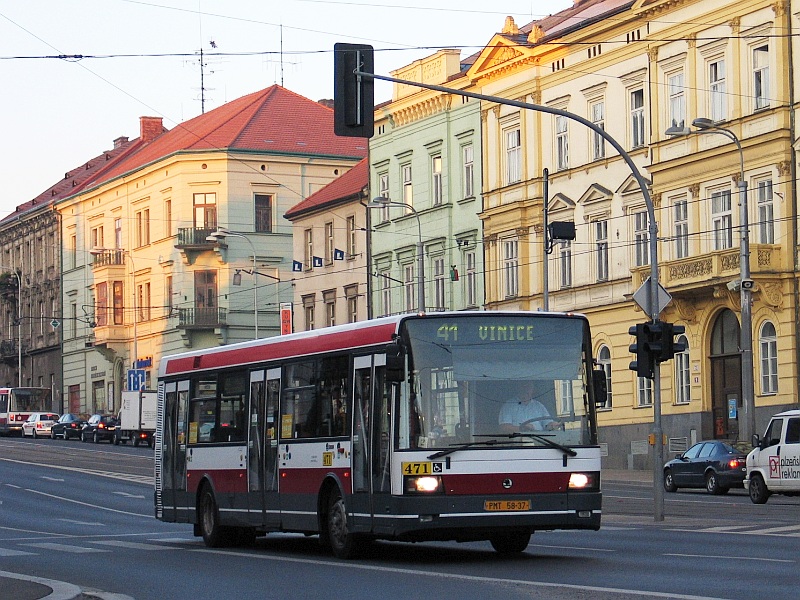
left=398, top=315, right=595, bottom=451
left=11, top=388, right=52, bottom=412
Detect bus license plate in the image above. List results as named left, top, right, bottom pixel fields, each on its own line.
left=484, top=500, right=531, bottom=511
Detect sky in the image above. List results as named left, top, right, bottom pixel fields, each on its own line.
left=0, top=0, right=572, bottom=219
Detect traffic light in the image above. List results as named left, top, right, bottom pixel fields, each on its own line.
left=333, top=43, right=374, bottom=138
left=657, top=322, right=686, bottom=362
left=629, top=323, right=656, bottom=379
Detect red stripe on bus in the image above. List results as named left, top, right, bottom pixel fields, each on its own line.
left=279, top=467, right=351, bottom=495
left=164, top=322, right=397, bottom=375
left=186, top=469, right=247, bottom=494
left=442, top=472, right=571, bottom=495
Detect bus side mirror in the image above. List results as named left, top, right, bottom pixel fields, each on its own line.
left=386, top=342, right=406, bottom=382
left=592, top=369, right=607, bottom=407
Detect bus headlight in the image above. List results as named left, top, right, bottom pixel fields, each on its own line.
left=568, top=472, right=598, bottom=490
left=404, top=475, right=444, bottom=494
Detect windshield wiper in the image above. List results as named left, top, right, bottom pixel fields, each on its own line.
left=475, top=432, right=577, bottom=462
left=427, top=439, right=507, bottom=460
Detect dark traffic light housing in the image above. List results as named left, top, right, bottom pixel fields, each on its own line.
left=629, top=323, right=656, bottom=379
left=333, top=43, right=374, bottom=138
left=629, top=320, right=686, bottom=380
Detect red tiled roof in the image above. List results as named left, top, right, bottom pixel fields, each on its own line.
left=284, top=158, right=368, bottom=220
left=520, top=0, right=634, bottom=40
left=86, top=85, right=368, bottom=190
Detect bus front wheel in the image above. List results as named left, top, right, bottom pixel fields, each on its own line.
left=327, top=489, right=359, bottom=559
left=490, top=531, right=531, bottom=554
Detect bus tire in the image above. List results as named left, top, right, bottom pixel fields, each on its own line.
left=490, top=531, right=531, bottom=554
left=199, top=485, right=235, bottom=547
left=327, top=489, right=359, bottom=559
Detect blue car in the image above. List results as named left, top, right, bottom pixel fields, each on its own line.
left=664, top=440, right=747, bottom=495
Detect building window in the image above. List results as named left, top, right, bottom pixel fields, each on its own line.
left=432, top=156, right=443, bottom=206
left=502, top=239, right=518, bottom=298
left=304, top=228, right=313, bottom=270
left=559, top=240, right=572, bottom=288
left=462, top=144, right=474, bottom=198
left=346, top=216, right=357, bottom=258
left=96, top=282, right=108, bottom=327
left=113, top=281, right=124, bottom=325
left=323, top=291, right=336, bottom=327
left=193, top=192, right=217, bottom=230
left=91, top=226, right=104, bottom=250
left=634, top=210, right=649, bottom=267
left=255, top=194, right=273, bottom=233
left=114, top=218, right=122, bottom=248
left=590, top=100, right=605, bottom=160
left=556, top=115, right=569, bottom=171
left=164, top=199, right=172, bottom=238
left=404, top=264, right=416, bottom=312
left=402, top=164, right=413, bottom=209
left=760, top=321, right=778, bottom=394
left=668, top=72, right=685, bottom=128
left=505, top=128, right=521, bottom=184
left=753, top=44, right=770, bottom=110
left=630, top=88, right=645, bottom=148
left=637, top=376, right=653, bottom=407
left=325, top=222, right=334, bottom=265
left=433, top=258, right=445, bottom=310
left=465, top=250, right=477, bottom=307
left=165, top=275, right=173, bottom=316
left=674, top=198, right=689, bottom=259
left=302, top=295, right=315, bottom=331
left=380, top=271, right=391, bottom=317
left=756, top=178, right=774, bottom=244
left=595, top=220, right=608, bottom=282
left=345, top=285, right=358, bottom=323
left=709, top=58, right=726, bottom=122
left=135, top=209, right=150, bottom=247
left=711, top=189, right=733, bottom=251
left=675, top=335, right=690, bottom=404
left=378, top=173, right=390, bottom=222
left=598, top=345, right=612, bottom=409
left=138, top=282, right=151, bottom=322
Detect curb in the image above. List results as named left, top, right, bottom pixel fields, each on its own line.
left=0, top=571, right=82, bottom=600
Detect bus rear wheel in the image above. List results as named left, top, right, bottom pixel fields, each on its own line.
left=327, top=489, right=360, bottom=559
left=490, top=531, right=531, bottom=554
left=199, top=486, right=236, bottom=547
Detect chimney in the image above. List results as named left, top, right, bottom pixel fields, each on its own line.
left=113, top=136, right=129, bottom=149
left=140, top=116, right=164, bottom=143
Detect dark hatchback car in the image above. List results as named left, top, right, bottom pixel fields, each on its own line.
left=51, top=413, right=88, bottom=440
left=664, top=440, right=747, bottom=495
left=81, top=414, right=119, bottom=443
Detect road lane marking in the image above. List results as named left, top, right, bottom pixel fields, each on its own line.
left=23, top=542, right=108, bottom=553
left=0, top=548, right=34, bottom=556
left=664, top=553, right=793, bottom=563
left=41, top=476, right=65, bottom=482
left=0, top=456, right=152, bottom=485
left=23, top=488, right=151, bottom=517
left=754, top=524, right=800, bottom=535
left=91, top=540, right=178, bottom=551
left=58, top=519, right=104, bottom=526
left=113, top=491, right=146, bottom=499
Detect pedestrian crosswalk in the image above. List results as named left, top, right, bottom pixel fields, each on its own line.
left=670, top=523, right=800, bottom=537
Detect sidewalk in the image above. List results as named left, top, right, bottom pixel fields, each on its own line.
left=602, top=468, right=654, bottom=484
left=0, top=570, right=82, bottom=600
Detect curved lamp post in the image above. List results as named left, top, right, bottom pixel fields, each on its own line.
left=665, top=118, right=754, bottom=441
left=366, top=197, right=425, bottom=314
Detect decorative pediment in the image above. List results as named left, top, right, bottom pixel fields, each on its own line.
left=467, top=32, right=534, bottom=81
left=548, top=192, right=575, bottom=213
left=616, top=173, right=651, bottom=198
left=579, top=184, right=612, bottom=206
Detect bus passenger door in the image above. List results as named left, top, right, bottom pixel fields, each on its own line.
left=247, top=369, right=280, bottom=526
left=159, top=381, right=189, bottom=521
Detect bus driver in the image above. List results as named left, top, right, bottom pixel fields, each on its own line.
left=499, top=380, right=559, bottom=432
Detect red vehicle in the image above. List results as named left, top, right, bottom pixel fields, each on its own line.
left=0, top=387, right=53, bottom=436
left=155, top=312, right=606, bottom=558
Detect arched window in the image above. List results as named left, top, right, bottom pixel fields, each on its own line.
left=674, top=335, right=690, bottom=404
left=598, top=345, right=612, bottom=409
left=759, top=321, right=778, bottom=394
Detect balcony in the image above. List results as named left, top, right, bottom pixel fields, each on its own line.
left=0, top=339, right=19, bottom=367
left=175, top=228, right=219, bottom=265
left=177, top=307, right=227, bottom=329
left=92, top=249, right=126, bottom=268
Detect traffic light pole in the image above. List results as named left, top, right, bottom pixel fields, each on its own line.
left=336, top=48, right=666, bottom=521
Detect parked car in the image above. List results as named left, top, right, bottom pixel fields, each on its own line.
left=21, top=413, right=60, bottom=439
left=664, top=440, right=747, bottom=495
left=50, top=413, right=89, bottom=440
left=81, top=414, right=119, bottom=443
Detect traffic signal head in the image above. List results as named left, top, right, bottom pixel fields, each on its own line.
left=629, top=323, right=655, bottom=379
left=658, top=323, right=686, bottom=362
left=333, top=43, right=374, bottom=138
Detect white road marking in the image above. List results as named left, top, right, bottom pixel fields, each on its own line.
left=24, top=488, right=150, bottom=517
left=58, top=519, right=105, bottom=526
left=113, top=491, right=146, bottom=499
left=664, top=553, right=793, bottom=563
left=41, top=476, right=65, bottom=482
left=91, top=540, right=178, bottom=551
left=0, top=548, right=34, bottom=556
left=24, top=542, right=108, bottom=553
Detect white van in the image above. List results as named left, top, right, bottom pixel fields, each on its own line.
left=744, top=409, right=800, bottom=503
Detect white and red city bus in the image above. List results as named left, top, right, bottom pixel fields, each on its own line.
left=0, top=387, right=53, bottom=436
left=155, top=311, right=606, bottom=558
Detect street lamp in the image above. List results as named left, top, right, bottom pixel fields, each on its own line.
left=666, top=118, right=755, bottom=441
left=366, top=197, right=425, bottom=313
left=89, top=248, right=138, bottom=378
left=0, top=267, right=22, bottom=387
left=206, top=228, right=259, bottom=339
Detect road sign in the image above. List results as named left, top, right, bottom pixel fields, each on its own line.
left=127, top=369, right=146, bottom=391
left=632, top=276, right=672, bottom=316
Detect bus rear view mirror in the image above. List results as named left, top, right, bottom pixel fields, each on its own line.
left=386, top=342, right=405, bottom=382
left=593, top=369, right=607, bottom=407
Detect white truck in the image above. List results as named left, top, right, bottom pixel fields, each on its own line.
left=115, top=390, right=157, bottom=447
left=745, top=409, right=800, bottom=503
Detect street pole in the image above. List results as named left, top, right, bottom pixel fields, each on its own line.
left=1, top=267, right=23, bottom=387
left=207, top=229, right=259, bottom=340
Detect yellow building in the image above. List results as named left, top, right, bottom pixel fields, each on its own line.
left=470, top=1, right=798, bottom=468
left=56, top=87, right=366, bottom=414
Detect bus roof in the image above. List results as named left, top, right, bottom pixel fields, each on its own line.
left=158, top=311, right=588, bottom=379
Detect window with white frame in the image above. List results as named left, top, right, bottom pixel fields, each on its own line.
left=598, top=345, right=612, bottom=409
left=433, top=258, right=445, bottom=310
left=595, top=220, right=608, bottom=281
left=630, top=88, right=645, bottom=148
left=137, top=281, right=151, bottom=322
left=634, top=210, right=649, bottom=266
left=674, top=197, right=689, bottom=259
left=590, top=100, right=605, bottom=160
left=378, top=173, right=390, bottom=222
left=465, top=250, right=477, bottom=307
left=91, top=225, right=104, bottom=250
left=675, top=335, right=690, bottom=404
left=759, top=321, right=778, bottom=394
left=303, top=228, right=313, bottom=270
left=756, top=178, right=774, bottom=244
left=556, top=115, right=569, bottom=170
left=380, top=271, right=391, bottom=317
left=502, top=239, right=518, bottom=298
left=753, top=44, right=770, bottom=110
left=711, top=189, right=733, bottom=250
left=505, top=128, right=521, bottom=184
left=559, top=240, right=572, bottom=288
left=462, top=144, right=474, bottom=198
left=404, top=264, right=416, bottom=312
left=668, top=72, right=686, bottom=128
left=302, top=295, right=315, bottom=331
left=114, top=218, right=122, bottom=248
left=637, top=376, right=653, bottom=407
left=324, top=221, right=334, bottom=264
left=402, top=164, right=413, bottom=209
left=323, top=290, right=336, bottom=327
left=709, top=58, right=726, bottom=122
left=558, top=380, right=574, bottom=416
left=345, top=285, right=358, bottom=323
left=432, top=156, right=443, bottom=206
left=346, top=215, right=357, bottom=258
left=135, top=208, right=150, bottom=247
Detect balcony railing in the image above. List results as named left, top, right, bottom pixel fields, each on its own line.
left=176, top=228, right=217, bottom=247
left=177, top=307, right=227, bottom=328
left=91, top=249, right=126, bottom=267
